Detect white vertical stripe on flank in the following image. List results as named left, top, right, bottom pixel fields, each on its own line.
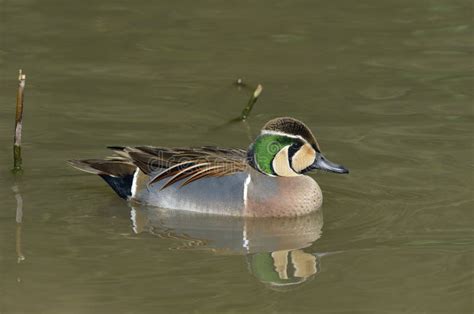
left=243, top=173, right=251, bottom=210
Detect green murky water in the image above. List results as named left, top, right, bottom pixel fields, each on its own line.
left=1, top=0, right=472, bottom=313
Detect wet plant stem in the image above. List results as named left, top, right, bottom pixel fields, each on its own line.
left=239, top=84, right=263, bottom=121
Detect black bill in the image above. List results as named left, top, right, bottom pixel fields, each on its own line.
left=310, top=154, right=349, bottom=174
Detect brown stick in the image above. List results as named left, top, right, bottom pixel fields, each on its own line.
left=13, top=70, right=26, bottom=173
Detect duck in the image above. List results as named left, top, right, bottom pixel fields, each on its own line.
left=69, top=117, right=348, bottom=217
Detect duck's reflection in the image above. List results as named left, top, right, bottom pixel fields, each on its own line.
left=130, top=206, right=324, bottom=288
left=248, top=249, right=320, bottom=288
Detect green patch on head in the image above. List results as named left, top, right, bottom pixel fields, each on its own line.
left=251, top=134, right=296, bottom=175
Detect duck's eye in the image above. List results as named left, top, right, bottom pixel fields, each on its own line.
left=288, top=143, right=301, bottom=160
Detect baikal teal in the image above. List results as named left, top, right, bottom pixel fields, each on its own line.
left=70, top=117, right=349, bottom=217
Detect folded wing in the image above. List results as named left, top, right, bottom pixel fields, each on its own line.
left=107, top=146, right=248, bottom=189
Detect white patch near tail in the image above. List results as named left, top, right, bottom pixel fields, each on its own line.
left=131, top=168, right=140, bottom=198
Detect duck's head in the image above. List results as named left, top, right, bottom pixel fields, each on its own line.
left=247, top=117, right=349, bottom=176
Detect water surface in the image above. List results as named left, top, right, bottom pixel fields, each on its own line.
left=0, top=0, right=472, bottom=313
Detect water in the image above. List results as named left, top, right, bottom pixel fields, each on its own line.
left=0, top=0, right=472, bottom=313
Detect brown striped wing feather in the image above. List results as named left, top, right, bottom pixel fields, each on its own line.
left=107, top=146, right=248, bottom=189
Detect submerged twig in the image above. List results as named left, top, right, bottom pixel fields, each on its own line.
left=233, top=78, right=254, bottom=91
left=13, top=70, right=26, bottom=173
left=13, top=185, right=25, bottom=263
left=208, top=80, right=263, bottom=136
left=239, top=84, right=263, bottom=121
left=234, top=78, right=246, bottom=87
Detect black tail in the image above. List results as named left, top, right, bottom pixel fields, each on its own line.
left=68, top=159, right=137, bottom=199
left=98, top=174, right=134, bottom=199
